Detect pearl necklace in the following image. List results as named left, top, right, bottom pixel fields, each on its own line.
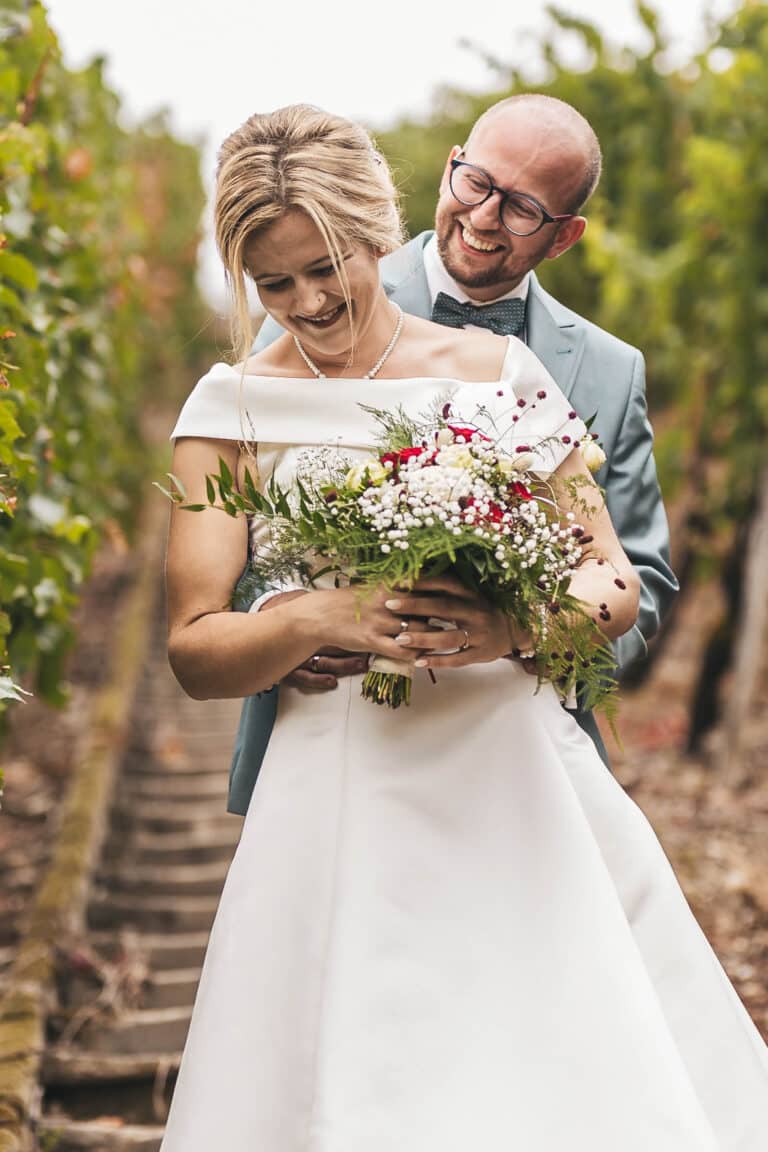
left=292, top=304, right=405, bottom=380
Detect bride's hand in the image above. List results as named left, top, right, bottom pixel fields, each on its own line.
left=307, top=585, right=444, bottom=664
left=380, top=574, right=531, bottom=670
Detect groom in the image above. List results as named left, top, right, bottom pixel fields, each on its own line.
left=225, top=93, right=678, bottom=814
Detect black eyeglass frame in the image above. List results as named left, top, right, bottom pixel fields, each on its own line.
left=449, top=155, right=576, bottom=237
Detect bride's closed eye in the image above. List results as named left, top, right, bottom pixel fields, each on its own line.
left=257, top=266, right=337, bottom=293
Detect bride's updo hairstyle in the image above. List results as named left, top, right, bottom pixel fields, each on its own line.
left=215, top=104, right=404, bottom=361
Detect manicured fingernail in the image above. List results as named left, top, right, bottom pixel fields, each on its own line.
left=414, top=658, right=428, bottom=668
left=384, top=599, right=402, bottom=610
left=395, top=634, right=412, bottom=645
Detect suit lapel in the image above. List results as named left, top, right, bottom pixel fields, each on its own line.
left=526, top=274, right=586, bottom=399
left=381, top=232, right=433, bottom=319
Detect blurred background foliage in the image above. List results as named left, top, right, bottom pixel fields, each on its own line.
left=376, top=0, right=768, bottom=746
left=0, top=0, right=212, bottom=725
left=1, top=0, right=766, bottom=748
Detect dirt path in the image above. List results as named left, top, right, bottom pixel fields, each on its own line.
left=599, top=585, right=768, bottom=1040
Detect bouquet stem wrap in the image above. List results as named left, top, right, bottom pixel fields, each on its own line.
left=362, top=655, right=413, bottom=708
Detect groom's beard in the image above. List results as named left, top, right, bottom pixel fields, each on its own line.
left=435, top=215, right=551, bottom=296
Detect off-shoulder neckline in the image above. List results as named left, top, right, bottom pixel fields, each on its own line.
left=206, top=363, right=509, bottom=387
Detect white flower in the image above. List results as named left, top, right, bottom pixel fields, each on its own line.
left=436, top=443, right=474, bottom=469
left=436, top=428, right=454, bottom=447
left=498, top=452, right=533, bottom=477
left=511, top=452, right=534, bottom=473
left=581, top=437, right=607, bottom=473
left=405, top=464, right=474, bottom=502
left=344, top=460, right=388, bottom=491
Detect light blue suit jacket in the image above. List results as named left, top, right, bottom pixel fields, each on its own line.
left=225, top=232, right=678, bottom=813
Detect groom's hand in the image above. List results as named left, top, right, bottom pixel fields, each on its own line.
left=285, top=647, right=370, bottom=691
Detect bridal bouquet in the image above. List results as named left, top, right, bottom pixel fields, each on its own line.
left=163, top=398, right=617, bottom=714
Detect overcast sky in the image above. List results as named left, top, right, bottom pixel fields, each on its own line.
left=45, top=0, right=736, bottom=305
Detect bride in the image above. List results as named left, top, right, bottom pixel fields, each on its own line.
left=161, top=104, right=768, bottom=1151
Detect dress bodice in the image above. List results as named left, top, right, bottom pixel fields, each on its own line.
left=170, top=336, right=586, bottom=478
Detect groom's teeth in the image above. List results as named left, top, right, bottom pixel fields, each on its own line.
left=462, top=225, right=502, bottom=253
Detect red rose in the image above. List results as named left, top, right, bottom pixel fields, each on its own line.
left=398, top=445, right=427, bottom=463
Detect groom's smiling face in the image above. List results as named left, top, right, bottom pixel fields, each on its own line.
left=434, top=108, right=586, bottom=303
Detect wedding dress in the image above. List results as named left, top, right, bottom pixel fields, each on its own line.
left=161, top=339, right=768, bottom=1151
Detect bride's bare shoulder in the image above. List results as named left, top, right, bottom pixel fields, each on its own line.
left=407, top=316, right=510, bottom=381
left=237, top=333, right=296, bottom=377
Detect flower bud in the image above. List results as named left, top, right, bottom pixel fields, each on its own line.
left=581, top=439, right=607, bottom=473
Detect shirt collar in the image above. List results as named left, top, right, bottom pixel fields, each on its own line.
left=423, top=234, right=530, bottom=307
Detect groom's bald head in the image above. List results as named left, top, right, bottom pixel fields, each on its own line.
left=467, top=95, right=602, bottom=214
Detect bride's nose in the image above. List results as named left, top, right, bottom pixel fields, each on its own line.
left=295, top=280, right=327, bottom=317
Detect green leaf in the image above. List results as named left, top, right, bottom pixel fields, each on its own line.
left=0, top=251, right=38, bottom=290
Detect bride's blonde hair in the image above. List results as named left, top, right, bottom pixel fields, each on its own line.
left=215, top=104, right=404, bottom=362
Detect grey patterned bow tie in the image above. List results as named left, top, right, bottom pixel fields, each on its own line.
left=431, top=291, right=526, bottom=337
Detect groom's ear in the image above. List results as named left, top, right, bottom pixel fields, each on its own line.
left=544, top=216, right=587, bottom=260
left=439, top=145, right=464, bottom=195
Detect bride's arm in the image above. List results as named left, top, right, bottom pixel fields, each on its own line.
left=166, top=437, right=420, bottom=699
left=550, top=445, right=641, bottom=641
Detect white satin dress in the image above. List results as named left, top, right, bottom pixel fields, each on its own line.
left=162, top=339, right=768, bottom=1151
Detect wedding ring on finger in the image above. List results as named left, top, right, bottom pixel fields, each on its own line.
left=458, top=629, right=471, bottom=652
left=395, top=618, right=412, bottom=645
left=310, top=654, right=321, bottom=672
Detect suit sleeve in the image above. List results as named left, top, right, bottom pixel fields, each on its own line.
left=252, top=313, right=285, bottom=352
left=604, top=351, right=679, bottom=674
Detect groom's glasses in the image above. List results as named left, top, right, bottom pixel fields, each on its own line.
left=449, top=155, right=575, bottom=237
